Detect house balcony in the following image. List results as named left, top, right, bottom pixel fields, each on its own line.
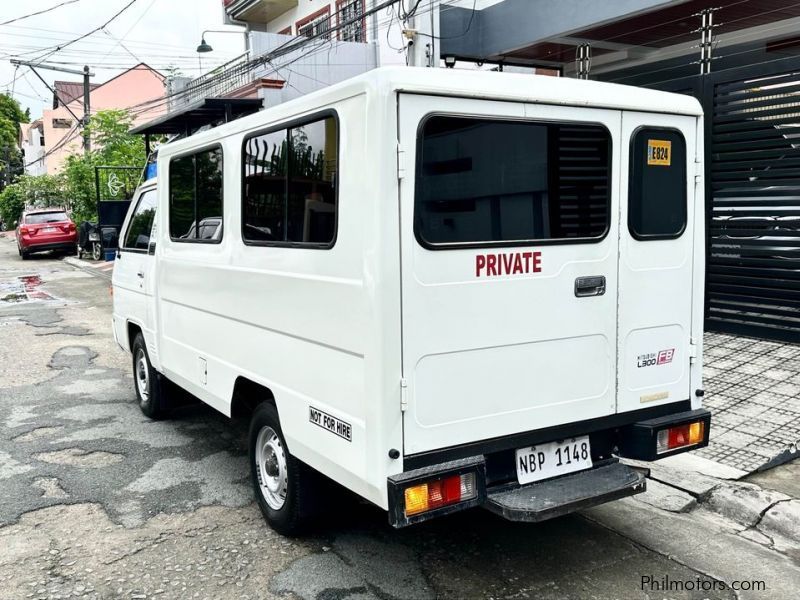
left=223, top=0, right=298, bottom=25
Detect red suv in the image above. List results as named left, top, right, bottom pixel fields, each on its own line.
left=16, top=209, right=78, bottom=260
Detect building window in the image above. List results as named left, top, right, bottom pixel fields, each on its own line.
left=169, top=147, right=224, bottom=243
left=415, top=116, right=611, bottom=247
left=242, top=114, right=338, bottom=247
left=628, top=128, right=687, bottom=240
left=338, top=0, right=365, bottom=42
left=52, top=118, right=72, bottom=129
left=296, top=7, right=331, bottom=40
left=123, top=190, right=157, bottom=251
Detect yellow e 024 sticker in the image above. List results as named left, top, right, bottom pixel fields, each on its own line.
left=647, top=139, right=672, bottom=166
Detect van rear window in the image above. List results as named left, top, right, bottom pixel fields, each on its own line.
left=628, top=128, right=687, bottom=239
left=414, top=116, right=611, bottom=247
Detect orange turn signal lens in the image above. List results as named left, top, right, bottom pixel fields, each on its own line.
left=404, top=483, right=429, bottom=516
left=688, top=421, right=704, bottom=445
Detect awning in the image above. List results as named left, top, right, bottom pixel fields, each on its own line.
left=130, top=97, right=263, bottom=136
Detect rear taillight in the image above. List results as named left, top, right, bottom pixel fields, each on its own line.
left=656, top=421, right=704, bottom=454
left=19, top=227, right=29, bottom=235
left=404, top=472, right=477, bottom=517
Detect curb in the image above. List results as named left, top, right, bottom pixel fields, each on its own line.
left=63, top=257, right=113, bottom=281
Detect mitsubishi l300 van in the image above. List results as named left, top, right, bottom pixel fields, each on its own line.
left=112, top=67, right=710, bottom=534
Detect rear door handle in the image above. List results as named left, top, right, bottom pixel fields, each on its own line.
left=137, top=271, right=144, bottom=279
left=575, top=275, right=606, bottom=297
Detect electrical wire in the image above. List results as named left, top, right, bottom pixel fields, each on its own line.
left=14, top=0, right=140, bottom=65
left=97, top=0, right=159, bottom=67
left=0, top=0, right=81, bottom=27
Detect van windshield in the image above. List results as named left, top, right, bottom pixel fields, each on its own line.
left=26, top=212, right=69, bottom=224
left=415, top=116, right=611, bottom=247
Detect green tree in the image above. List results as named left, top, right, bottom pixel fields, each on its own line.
left=0, top=173, right=66, bottom=226
left=62, top=108, right=149, bottom=223
left=0, top=94, right=28, bottom=191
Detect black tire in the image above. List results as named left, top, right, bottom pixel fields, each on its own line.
left=91, top=243, right=102, bottom=261
left=20, top=248, right=29, bottom=260
left=249, top=403, right=319, bottom=536
left=131, top=332, right=168, bottom=419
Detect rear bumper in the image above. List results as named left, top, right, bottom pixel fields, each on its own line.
left=485, top=459, right=646, bottom=522
left=20, top=240, right=77, bottom=253
left=388, top=405, right=710, bottom=528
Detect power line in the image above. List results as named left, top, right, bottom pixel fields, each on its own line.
left=16, top=0, right=140, bottom=65
left=0, top=0, right=81, bottom=27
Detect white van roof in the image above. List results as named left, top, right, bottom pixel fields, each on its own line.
left=160, top=66, right=702, bottom=156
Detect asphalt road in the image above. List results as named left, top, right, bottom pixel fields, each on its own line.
left=0, top=235, right=783, bottom=600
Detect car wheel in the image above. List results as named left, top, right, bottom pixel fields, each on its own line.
left=20, top=248, right=29, bottom=260
left=92, top=243, right=102, bottom=261
left=131, top=332, right=167, bottom=419
left=250, top=402, right=320, bottom=536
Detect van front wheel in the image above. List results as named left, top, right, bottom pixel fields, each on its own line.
left=131, top=333, right=167, bottom=419
left=249, top=403, right=317, bottom=536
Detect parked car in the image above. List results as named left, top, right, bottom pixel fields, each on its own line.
left=16, top=208, right=78, bottom=260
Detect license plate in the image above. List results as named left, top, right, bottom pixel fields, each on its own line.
left=515, top=436, right=592, bottom=485
left=42, top=227, right=57, bottom=233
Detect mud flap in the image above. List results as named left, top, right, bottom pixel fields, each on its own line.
left=484, top=459, right=647, bottom=522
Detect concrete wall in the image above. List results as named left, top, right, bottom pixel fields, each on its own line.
left=42, top=66, right=165, bottom=174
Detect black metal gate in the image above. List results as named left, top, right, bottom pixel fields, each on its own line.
left=646, top=57, right=800, bottom=342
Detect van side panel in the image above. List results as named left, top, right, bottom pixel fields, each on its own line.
left=154, top=94, right=396, bottom=507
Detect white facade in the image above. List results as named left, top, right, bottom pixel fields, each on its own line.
left=20, top=120, right=46, bottom=177
left=113, top=68, right=706, bottom=527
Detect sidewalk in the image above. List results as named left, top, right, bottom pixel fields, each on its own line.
left=700, top=331, right=800, bottom=474
left=63, top=256, right=115, bottom=280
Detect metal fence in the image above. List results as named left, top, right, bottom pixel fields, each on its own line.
left=647, top=56, right=800, bottom=342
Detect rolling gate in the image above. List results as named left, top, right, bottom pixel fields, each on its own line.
left=640, top=56, right=800, bottom=342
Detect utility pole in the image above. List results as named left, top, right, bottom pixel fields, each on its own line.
left=9, top=59, right=95, bottom=156
left=83, top=65, right=91, bottom=153
left=406, top=0, right=440, bottom=68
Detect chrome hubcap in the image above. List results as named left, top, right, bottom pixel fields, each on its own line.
left=255, top=426, right=288, bottom=510
left=135, top=349, right=150, bottom=405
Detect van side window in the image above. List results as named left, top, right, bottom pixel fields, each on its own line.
left=123, top=190, right=157, bottom=251
left=628, top=128, right=687, bottom=239
left=242, top=115, right=338, bottom=246
left=169, top=146, right=224, bottom=242
left=415, top=116, right=611, bottom=247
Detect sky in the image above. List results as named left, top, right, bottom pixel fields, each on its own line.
left=0, top=0, right=247, bottom=120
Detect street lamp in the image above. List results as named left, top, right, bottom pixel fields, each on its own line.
left=196, top=28, right=250, bottom=54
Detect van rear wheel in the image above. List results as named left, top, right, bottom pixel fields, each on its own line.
left=249, top=403, right=318, bottom=536
left=131, top=332, right=167, bottom=419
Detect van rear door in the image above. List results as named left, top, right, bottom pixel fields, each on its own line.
left=398, top=94, right=622, bottom=455
left=617, top=113, right=698, bottom=412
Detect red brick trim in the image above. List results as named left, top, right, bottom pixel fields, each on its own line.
left=278, top=26, right=292, bottom=35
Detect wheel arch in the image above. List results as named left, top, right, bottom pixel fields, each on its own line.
left=126, top=320, right=143, bottom=353
left=231, top=377, right=277, bottom=421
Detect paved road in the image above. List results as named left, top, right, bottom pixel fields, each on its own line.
left=0, top=236, right=793, bottom=600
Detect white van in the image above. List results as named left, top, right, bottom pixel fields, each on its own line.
left=112, top=67, right=710, bottom=534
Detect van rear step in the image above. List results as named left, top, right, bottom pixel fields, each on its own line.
left=485, top=460, right=647, bottom=522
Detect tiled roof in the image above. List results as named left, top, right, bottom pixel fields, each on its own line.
left=52, top=81, right=100, bottom=108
